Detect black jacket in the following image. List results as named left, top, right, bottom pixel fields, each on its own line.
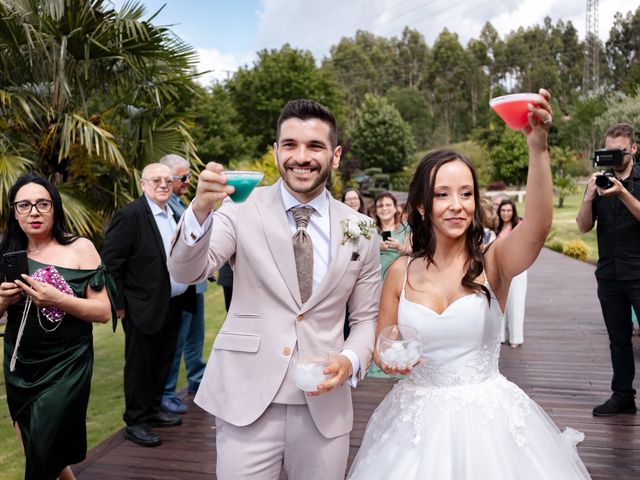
left=101, top=195, right=178, bottom=334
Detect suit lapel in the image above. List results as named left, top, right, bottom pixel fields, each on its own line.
left=303, top=198, right=353, bottom=312
left=255, top=181, right=302, bottom=307
left=140, top=197, right=168, bottom=263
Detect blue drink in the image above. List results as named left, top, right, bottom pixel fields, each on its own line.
left=224, top=171, right=264, bottom=202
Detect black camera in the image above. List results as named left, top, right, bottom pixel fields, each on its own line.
left=592, top=149, right=627, bottom=189
left=593, top=148, right=626, bottom=168
left=595, top=172, right=614, bottom=189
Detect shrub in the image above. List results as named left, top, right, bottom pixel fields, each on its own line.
left=546, top=240, right=564, bottom=253
left=486, top=180, right=507, bottom=191
left=562, top=239, right=590, bottom=261
left=390, top=169, right=414, bottom=191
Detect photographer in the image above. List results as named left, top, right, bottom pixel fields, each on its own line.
left=576, top=123, right=640, bottom=416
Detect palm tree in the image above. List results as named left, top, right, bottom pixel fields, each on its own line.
left=0, top=0, right=201, bottom=238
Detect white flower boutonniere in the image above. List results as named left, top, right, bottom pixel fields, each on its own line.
left=341, top=215, right=376, bottom=245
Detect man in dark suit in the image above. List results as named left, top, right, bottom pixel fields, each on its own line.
left=102, top=163, right=190, bottom=447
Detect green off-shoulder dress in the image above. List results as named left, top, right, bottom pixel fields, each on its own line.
left=2, top=259, right=116, bottom=480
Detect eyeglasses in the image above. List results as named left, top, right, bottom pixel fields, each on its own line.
left=142, top=177, right=173, bottom=188
left=172, top=173, right=191, bottom=182
left=13, top=200, right=53, bottom=214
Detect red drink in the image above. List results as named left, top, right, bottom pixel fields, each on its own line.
left=489, top=93, right=544, bottom=130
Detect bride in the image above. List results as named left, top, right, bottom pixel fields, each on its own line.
left=348, top=89, right=591, bottom=479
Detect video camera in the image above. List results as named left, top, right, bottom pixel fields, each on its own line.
left=593, top=149, right=626, bottom=189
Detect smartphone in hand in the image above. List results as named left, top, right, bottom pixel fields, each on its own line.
left=381, top=231, right=392, bottom=241
left=3, top=250, right=29, bottom=283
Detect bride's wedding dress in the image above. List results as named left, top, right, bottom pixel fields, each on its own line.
left=348, top=277, right=591, bottom=479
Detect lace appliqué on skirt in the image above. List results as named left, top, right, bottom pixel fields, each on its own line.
left=357, top=344, right=534, bottom=468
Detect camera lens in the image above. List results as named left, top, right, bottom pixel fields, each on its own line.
left=595, top=175, right=612, bottom=189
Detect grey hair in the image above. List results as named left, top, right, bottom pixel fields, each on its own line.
left=159, top=154, right=189, bottom=172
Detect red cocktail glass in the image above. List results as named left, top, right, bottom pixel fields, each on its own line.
left=489, top=93, right=544, bottom=130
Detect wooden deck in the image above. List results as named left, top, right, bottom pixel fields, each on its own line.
left=75, top=248, right=640, bottom=479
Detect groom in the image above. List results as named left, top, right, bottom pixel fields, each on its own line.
left=167, top=99, right=380, bottom=479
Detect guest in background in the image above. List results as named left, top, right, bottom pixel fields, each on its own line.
left=496, top=198, right=520, bottom=239
left=342, top=187, right=366, bottom=214
left=374, top=192, right=410, bottom=280
left=0, top=173, right=115, bottom=480
left=367, top=192, right=410, bottom=378
left=496, top=198, right=527, bottom=347
left=102, top=163, right=190, bottom=447
left=491, top=192, right=510, bottom=212
left=159, top=154, right=208, bottom=414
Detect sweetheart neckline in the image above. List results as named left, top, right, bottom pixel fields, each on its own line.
left=401, top=290, right=478, bottom=317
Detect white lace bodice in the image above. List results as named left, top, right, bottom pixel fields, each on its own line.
left=365, top=284, right=532, bottom=450
left=399, top=282, right=503, bottom=388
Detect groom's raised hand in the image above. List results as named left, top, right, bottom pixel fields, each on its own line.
left=306, top=355, right=354, bottom=397
left=191, top=162, right=236, bottom=225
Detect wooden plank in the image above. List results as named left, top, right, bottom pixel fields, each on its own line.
left=76, top=248, right=640, bottom=478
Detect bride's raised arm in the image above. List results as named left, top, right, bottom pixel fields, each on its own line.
left=487, top=88, right=554, bottom=294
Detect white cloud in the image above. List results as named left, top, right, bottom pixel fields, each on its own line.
left=195, top=48, right=255, bottom=86
left=491, top=0, right=557, bottom=37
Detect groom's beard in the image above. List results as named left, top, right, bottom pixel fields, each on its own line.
left=276, top=154, right=332, bottom=196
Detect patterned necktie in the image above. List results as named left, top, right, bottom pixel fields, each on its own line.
left=291, top=206, right=314, bottom=303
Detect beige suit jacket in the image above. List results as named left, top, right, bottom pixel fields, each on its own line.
left=168, top=181, right=380, bottom=438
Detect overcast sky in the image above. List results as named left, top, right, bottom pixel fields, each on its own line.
left=120, top=0, right=638, bottom=85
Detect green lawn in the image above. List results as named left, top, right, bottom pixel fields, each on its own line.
left=512, top=191, right=596, bottom=262
left=547, top=192, right=598, bottom=262
left=0, top=282, right=227, bottom=480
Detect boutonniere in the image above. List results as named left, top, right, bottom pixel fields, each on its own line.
left=341, top=215, right=376, bottom=245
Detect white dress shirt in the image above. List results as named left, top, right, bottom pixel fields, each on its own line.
left=145, top=195, right=188, bottom=298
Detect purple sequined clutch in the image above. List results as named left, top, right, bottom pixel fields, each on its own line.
left=31, top=265, right=76, bottom=322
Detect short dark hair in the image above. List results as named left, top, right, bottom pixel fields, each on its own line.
left=0, top=173, right=78, bottom=258
left=276, top=99, right=338, bottom=149
left=605, top=123, right=636, bottom=145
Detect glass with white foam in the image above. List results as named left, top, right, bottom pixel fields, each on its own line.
left=292, top=349, right=331, bottom=392
left=377, top=325, right=421, bottom=370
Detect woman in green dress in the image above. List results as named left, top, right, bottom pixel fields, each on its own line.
left=0, top=174, right=116, bottom=480
left=367, top=192, right=411, bottom=378
left=373, top=192, right=410, bottom=280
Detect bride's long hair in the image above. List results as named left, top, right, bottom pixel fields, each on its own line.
left=405, top=149, right=490, bottom=302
